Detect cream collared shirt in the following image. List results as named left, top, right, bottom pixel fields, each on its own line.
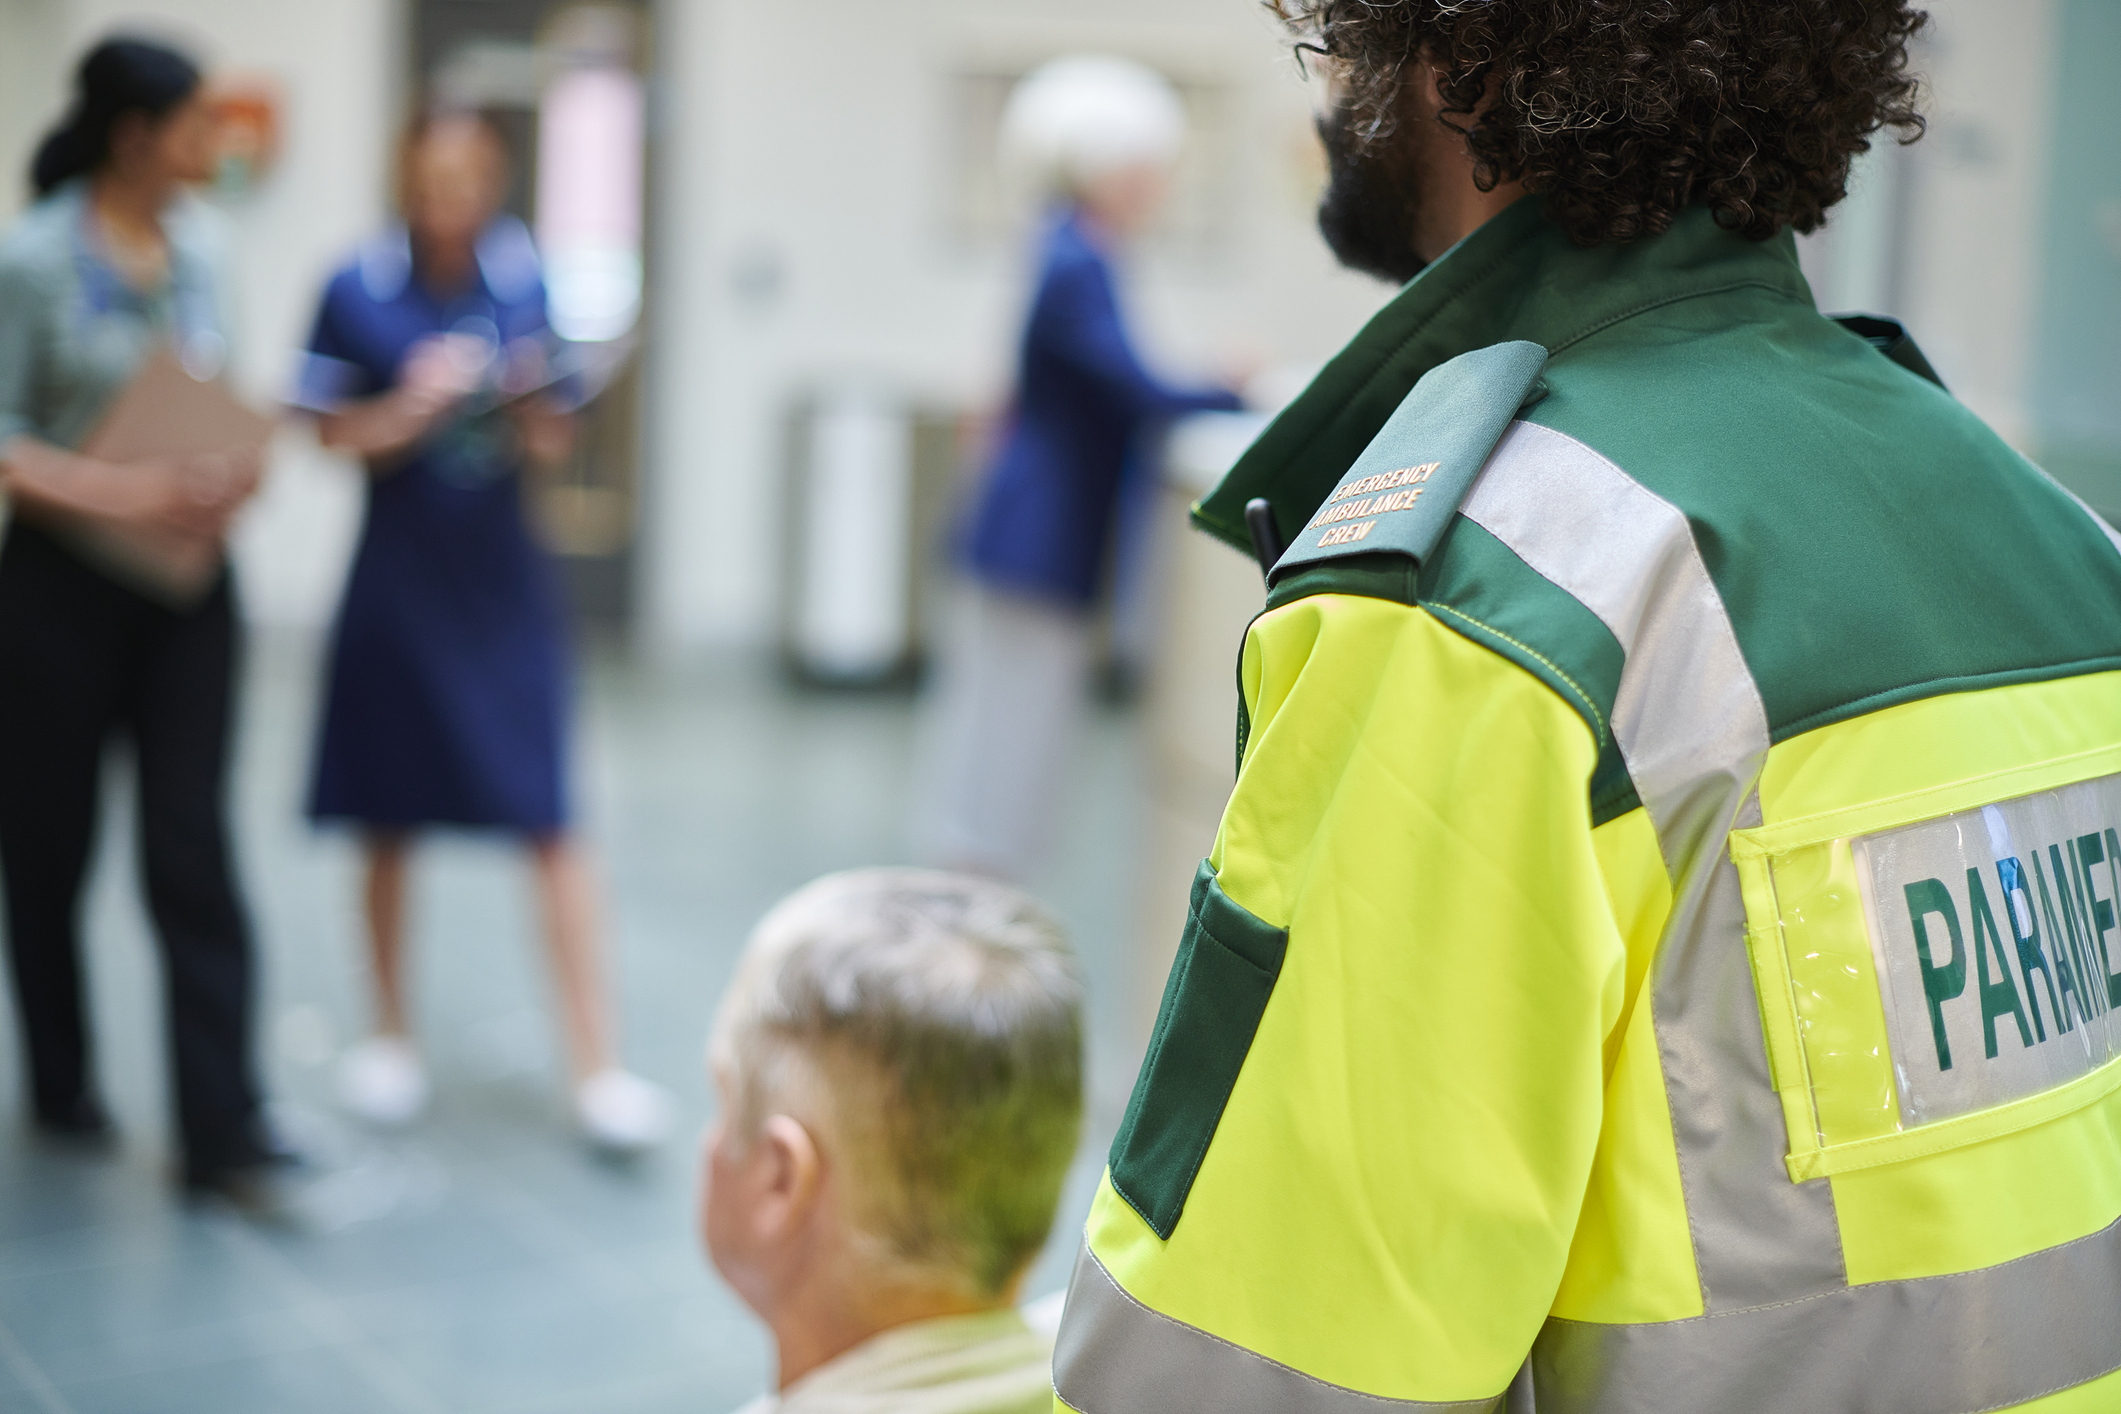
left=732, top=1295, right=1063, bottom=1414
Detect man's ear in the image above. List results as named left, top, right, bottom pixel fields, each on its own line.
left=1408, top=52, right=1463, bottom=136
left=752, top=1114, right=823, bottom=1239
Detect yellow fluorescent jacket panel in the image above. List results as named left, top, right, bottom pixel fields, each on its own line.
left=1081, top=597, right=2121, bottom=1405
left=1091, top=594, right=1634, bottom=1399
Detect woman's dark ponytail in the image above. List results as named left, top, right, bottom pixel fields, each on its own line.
left=30, top=37, right=202, bottom=199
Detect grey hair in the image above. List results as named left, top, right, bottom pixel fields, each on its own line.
left=713, top=868, right=1083, bottom=1298
left=999, top=55, right=1186, bottom=199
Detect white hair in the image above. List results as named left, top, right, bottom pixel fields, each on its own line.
left=711, top=868, right=1083, bottom=1297
left=999, top=55, right=1186, bottom=196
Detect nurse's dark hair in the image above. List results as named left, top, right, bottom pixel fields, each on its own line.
left=31, top=36, right=203, bottom=198
left=393, top=106, right=511, bottom=213
left=1275, top=0, right=1928, bottom=246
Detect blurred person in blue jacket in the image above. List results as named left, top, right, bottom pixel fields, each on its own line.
left=288, top=111, right=666, bottom=1152
left=921, top=57, right=1243, bottom=881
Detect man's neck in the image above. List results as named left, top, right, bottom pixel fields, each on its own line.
left=771, top=1275, right=1005, bottom=1390
left=1416, top=178, right=1535, bottom=263
left=1414, top=164, right=1529, bottom=265
left=1392, top=61, right=1531, bottom=263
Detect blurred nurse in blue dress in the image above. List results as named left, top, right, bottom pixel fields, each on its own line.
left=921, top=58, right=1243, bottom=880
left=290, top=112, right=665, bottom=1150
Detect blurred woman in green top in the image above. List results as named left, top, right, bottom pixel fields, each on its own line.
left=0, top=37, right=282, bottom=1206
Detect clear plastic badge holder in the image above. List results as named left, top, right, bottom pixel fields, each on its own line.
left=1731, top=759, right=2121, bottom=1181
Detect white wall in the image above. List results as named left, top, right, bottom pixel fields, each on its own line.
left=643, top=0, right=1394, bottom=653
left=1896, top=0, right=2059, bottom=446
left=649, top=0, right=2078, bottom=654
left=1, top=0, right=2072, bottom=646
left=6, top=0, right=1391, bottom=649
left=1797, top=0, right=2060, bottom=448
left=0, top=0, right=68, bottom=227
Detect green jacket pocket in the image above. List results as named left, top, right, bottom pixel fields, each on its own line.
left=1109, top=859, right=1288, bottom=1240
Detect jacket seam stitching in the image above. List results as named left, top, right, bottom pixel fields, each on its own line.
left=1773, top=654, right=2121, bottom=741
left=1954, top=1359, right=2121, bottom=1414
left=1545, top=278, right=1789, bottom=357
left=1421, top=600, right=1609, bottom=747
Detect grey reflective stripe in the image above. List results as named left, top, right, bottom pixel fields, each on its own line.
left=1460, top=420, right=1846, bottom=1312
left=1053, top=1244, right=1507, bottom=1414
left=1531, top=1213, right=2121, bottom=1414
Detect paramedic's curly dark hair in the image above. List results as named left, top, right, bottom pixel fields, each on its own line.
left=1277, top=0, right=1928, bottom=246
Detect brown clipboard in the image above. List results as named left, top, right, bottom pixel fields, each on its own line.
left=55, top=345, right=277, bottom=606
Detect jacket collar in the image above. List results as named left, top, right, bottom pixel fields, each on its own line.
left=1194, top=197, right=1814, bottom=550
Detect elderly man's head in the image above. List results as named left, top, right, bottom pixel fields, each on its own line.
left=703, top=869, right=1082, bottom=1333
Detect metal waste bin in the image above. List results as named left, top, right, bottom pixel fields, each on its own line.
left=783, top=383, right=916, bottom=683
left=781, top=384, right=966, bottom=685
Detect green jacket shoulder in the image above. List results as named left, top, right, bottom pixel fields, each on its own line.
left=1265, top=339, right=1547, bottom=590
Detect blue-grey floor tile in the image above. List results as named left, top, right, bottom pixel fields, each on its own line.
left=326, top=1250, right=664, bottom=1343
left=0, top=643, right=1148, bottom=1413
left=243, top=1203, right=553, bottom=1300
left=527, top=1371, right=763, bottom=1414
left=48, top=1345, right=423, bottom=1414
left=0, top=1146, right=175, bottom=1250
left=0, top=1238, right=323, bottom=1386
left=0, top=1348, right=64, bottom=1414
left=362, top=1287, right=765, bottom=1414
left=17, top=1311, right=331, bottom=1392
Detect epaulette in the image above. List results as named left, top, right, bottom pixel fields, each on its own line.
left=1266, top=340, right=1549, bottom=587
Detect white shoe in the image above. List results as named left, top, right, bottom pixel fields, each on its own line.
left=575, top=1069, right=669, bottom=1152
left=337, top=1036, right=429, bottom=1127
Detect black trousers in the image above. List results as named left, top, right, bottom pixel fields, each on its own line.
left=0, top=519, right=265, bottom=1177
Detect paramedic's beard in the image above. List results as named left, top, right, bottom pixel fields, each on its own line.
left=1315, top=104, right=1431, bottom=285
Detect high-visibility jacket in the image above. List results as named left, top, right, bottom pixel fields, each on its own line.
left=1052, top=197, right=2121, bottom=1413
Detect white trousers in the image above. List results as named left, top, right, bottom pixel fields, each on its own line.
left=915, top=583, right=1093, bottom=882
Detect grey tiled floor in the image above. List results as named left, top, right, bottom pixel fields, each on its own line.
left=0, top=636, right=1147, bottom=1414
